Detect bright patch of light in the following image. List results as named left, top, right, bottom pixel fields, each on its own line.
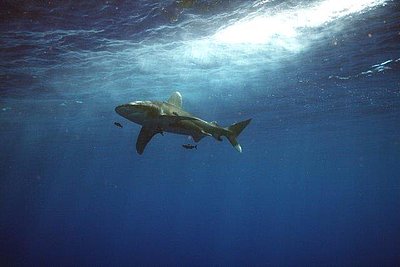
left=215, top=16, right=297, bottom=45
left=253, top=0, right=273, bottom=8
left=214, top=0, right=387, bottom=46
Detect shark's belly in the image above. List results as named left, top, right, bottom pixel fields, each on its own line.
left=163, top=120, right=205, bottom=137
left=164, top=124, right=199, bottom=136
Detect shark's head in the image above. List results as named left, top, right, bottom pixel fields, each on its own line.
left=115, top=101, right=161, bottom=124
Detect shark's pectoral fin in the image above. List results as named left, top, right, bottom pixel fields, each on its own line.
left=192, top=135, right=204, bottom=143
left=136, top=127, right=157, bottom=155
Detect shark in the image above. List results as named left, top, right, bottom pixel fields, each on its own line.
left=115, top=92, right=251, bottom=155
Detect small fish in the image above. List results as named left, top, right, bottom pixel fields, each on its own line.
left=114, top=122, right=123, bottom=128
left=182, top=144, right=197, bottom=150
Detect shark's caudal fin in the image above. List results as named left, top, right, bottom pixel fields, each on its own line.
left=226, top=119, right=252, bottom=153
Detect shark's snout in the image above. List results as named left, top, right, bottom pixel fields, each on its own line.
left=115, top=104, right=131, bottom=117
left=115, top=103, right=137, bottom=118
left=115, top=101, right=161, bottom=118
left=115, top=105, right=124, bottom=116
left=115, top=102, right=155, bottom=124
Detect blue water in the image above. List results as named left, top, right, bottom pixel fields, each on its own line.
left=1, top=0, right=399, bottom=265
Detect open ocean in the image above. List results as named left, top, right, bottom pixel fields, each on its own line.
left=1, top=0, right=399, bottom=265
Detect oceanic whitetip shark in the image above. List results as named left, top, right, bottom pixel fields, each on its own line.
left=115, top=92, right=251, bottom=155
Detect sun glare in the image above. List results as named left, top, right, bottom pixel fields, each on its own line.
left=213, top=0, right=387, bottom=45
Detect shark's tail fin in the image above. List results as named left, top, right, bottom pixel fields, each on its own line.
left=226, top=119, right=251, bottom=153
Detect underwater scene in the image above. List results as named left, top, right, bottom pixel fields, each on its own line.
left=1, top=0, right=399, bottom=265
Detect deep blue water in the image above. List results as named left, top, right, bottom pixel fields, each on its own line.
left=1, top=0, right=399, bottom=266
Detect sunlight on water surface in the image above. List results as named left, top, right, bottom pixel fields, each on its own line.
left=213, top=0, right=388, bottom=48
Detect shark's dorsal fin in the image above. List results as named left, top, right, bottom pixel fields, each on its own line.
left=167, top=92, right=182, bottom=108
left=136, top=127, right=157, bottom=155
